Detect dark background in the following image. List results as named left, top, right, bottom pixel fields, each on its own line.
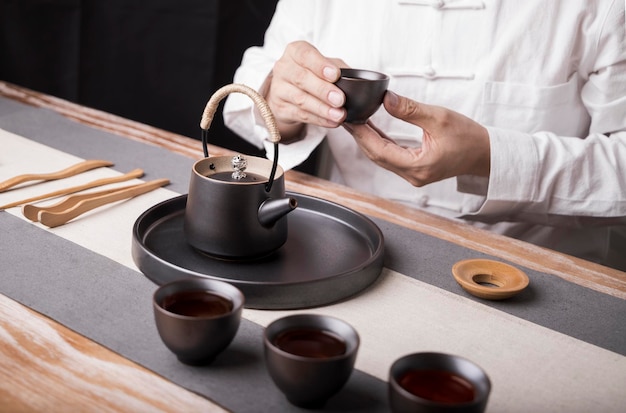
left=0, top=0, right=319, bottom=173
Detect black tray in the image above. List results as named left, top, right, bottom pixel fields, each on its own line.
left=132, top=193, right=384, bottom=309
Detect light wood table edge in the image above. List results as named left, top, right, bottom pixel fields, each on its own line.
left=0, top=293, right=228, bottom=412
left=1, top=79, right=624, bottom=301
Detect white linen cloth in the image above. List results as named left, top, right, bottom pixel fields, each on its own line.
left=1, top=128, right=625, bottom=412
left=223, top=0, right=626, bottom=264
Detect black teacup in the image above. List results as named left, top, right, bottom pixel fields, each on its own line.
left=263, top=314, right=360, bottom=408
left=153, top=278, right=244, bottom=365
left=335, top=68, right=389, bottom=124
left=389, top=352, right=491, bottom=413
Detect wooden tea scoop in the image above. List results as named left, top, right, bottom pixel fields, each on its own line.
left=22, top=171, right=147, bottom=221
left=0, top=159, right=113, bottom=192
left=35, top=178, right=170, bottom=228
left=1, top=168, right=144, bottom=210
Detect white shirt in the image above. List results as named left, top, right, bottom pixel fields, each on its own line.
left=224, top=0, right=626, bottom=264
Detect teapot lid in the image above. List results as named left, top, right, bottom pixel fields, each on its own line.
left=207, top=155, right=269, bottom=183
left=195, top=153, right=286, bottom=189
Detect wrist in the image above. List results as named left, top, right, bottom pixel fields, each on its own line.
left=276, top=120, right=306, bottom=143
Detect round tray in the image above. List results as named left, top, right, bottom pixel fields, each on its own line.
left=132, top=193, right=385, bottom=309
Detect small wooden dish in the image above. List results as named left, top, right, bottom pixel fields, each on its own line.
left=451, top=259, right=529, bottom=300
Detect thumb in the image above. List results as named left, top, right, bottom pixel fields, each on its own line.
left=383, top=91, right=435, bottom=128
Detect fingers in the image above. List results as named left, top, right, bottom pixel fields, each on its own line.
left=343, top=123, right=425, bottom=183
left=288, top=41, right=342, bottom=83
left=344, top=121, right=454, bottom=187
left=268, top=79, right=345, bottom=128
left=268, top=41, right=347, bottom=128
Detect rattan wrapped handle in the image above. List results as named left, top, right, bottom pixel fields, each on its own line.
left=200, top=83, right=281, bottom=144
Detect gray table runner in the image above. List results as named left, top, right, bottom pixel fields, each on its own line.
left=1, top=97, right=624, bottom=412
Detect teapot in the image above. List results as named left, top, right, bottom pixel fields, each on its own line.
left=184, top=84, right=298, bottom=259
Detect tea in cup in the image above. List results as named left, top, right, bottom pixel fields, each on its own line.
left=263, top=314, right=360, bottom=408
left=153, top=278, right=244, bottom=365
left=389, top=352, right=491, bottom=413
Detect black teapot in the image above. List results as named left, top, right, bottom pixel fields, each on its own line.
left=184, top=84, right=297, bottom=260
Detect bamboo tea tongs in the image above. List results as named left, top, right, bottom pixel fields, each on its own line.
left=23, top=178, right=170, bottom=228
left=0, top=168, right=144, bottom=210
left=0, top=160, right=113, bottom=192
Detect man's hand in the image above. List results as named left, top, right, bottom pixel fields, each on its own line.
left=265, top=41, right=348, bottom=141
left=343, top=91, right=491, bottom=186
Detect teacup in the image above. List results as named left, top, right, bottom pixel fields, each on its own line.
left=263, top=314, right=360, bottom=408
left=389, top=352, right=491, bottom=413
left=335, top=68, right=389, bottom=124
left=153, top=278, right=244, bottom=365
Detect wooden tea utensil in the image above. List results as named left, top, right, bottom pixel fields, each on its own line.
left=35, top=178, right=170, bottom=228
left=451, top=258, right=529, bottom=300
left=22, top=171, right=147, bottom=221
left=0, top=160, right=113, bottom=192
left=1, top=168, right=144, bottom=210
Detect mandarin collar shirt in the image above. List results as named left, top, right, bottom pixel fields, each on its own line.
left=224, top=0, right=626, bottom=264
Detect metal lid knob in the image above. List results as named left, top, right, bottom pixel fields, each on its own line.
left=231, top=155, right=247, bottom=180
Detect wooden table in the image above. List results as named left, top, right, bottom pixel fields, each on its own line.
left=1, top=81, right=625, bottom=412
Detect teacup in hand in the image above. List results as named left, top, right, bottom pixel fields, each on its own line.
left=335, top=68, right=389, bottom=124
left=263, top=314, right=360, bottom=408
left=153, top=278, right=244, bottom=365
left=389, top=352, right=491, bottom=413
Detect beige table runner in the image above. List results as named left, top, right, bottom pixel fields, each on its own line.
left=2, top=129, right=625, bottom=412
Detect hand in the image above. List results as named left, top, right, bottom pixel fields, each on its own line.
left=264, top=41, right=348, bottom=141
left=343, top=91, right=491, bottom=186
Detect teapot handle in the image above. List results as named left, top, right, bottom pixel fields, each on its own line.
left=200, top=83, right=281, bottom=142
left=200, top=83, right=282, bottom=192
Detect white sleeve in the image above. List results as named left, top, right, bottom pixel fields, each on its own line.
left=222, top=0, right=328, bottom=171
left=458, top=4, right=626, bottom=226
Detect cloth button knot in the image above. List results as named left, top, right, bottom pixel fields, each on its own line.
left=422, top=67, right=436, bottom=79
left=431, top=0, right=445, bottom=8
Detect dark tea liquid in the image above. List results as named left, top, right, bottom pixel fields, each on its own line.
left=208, top=171, right=268, bottom=183
left=162, top=291, right=233, bottom=317
left=273, top=328, right=347, bottom=358
left=398, top=369, right=476, bottom=404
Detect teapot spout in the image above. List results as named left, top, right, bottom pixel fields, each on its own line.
left=258, top=197, right=298, bottom=227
